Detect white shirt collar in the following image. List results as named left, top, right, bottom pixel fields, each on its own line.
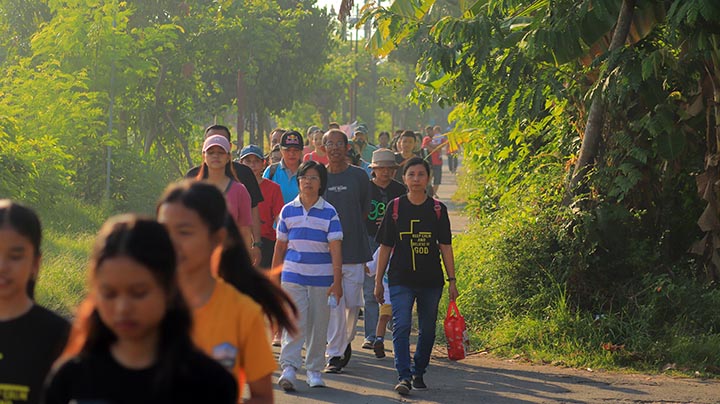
left=291, top=196, right=326, bottom=210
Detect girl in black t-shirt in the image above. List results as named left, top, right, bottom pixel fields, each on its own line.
left=373, top=158, right=459, bottom=396
left=0, top=200, right=69, bottom=404
left=44, top=215, right=237, bottom=404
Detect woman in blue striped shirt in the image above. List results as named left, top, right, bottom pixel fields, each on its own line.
left=272, top=160, right=343, bottom=391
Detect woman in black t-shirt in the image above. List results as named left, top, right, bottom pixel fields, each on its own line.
left=0, top=200, right=69, bottom=404
left=373, top=158, right=459, bottom=396
left=44, top=215, right=237, bottom=404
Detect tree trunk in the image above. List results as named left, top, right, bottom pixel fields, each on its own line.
left=254, top=110, right=265, bottom=149
left=236, top=69, right=245, bottom=149
left=565, top=0, right=636, bottom=203
left=320, top=108, right=330, bottom=131
left=163, top=110, right=193, bottom=168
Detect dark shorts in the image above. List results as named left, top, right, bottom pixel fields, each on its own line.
left=432, top=164, right=442, bottom=185
left=259, top=237, right=276, bottom=269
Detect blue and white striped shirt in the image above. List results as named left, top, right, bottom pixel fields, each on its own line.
left=277, top=196, right=343, bottom=286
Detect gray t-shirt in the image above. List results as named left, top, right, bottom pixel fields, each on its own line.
left=324, top=165, right=372, bottom=264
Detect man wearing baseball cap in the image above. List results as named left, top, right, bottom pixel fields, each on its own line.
left=239, top=145, right=284, bottom=272
left=353, top=124, right=377, bottom=163
left=263, top=130, right=304, bottom=204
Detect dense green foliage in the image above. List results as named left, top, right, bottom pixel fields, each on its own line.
left=367, top=0, right=720, bottom=373
left=0, top=0, right=431, bottom=221
left=0, top=1, right=432, bottom=316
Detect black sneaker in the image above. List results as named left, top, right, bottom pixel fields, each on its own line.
left=323, top=356, right=343, bottom=374
left=412, top=375, right=427, bottom=390
left=394, top=379, right=412, bottom=395
left=338, top=343, right=352, bottom=367
left=373, top=340, right=386, bottom=358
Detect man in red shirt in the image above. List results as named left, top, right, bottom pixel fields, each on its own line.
left=239, top=145, right=284, bottom=271
left=421, top=125, right=445, bottom=196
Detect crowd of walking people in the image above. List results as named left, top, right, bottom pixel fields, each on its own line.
left=1, top=122, right=459, bottom=403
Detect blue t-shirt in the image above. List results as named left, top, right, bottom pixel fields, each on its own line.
left=263, top=160, right=299, bottom=204
left=361, top=144, right=377, bottom=163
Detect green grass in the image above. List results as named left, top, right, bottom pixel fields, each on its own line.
left=30, top=195, right=104, bottom=317
left=447, top=221, right=720, bottom=378
left=35, top=229, right=93, bottom=317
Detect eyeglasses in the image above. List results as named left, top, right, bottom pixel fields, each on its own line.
left=323, top=141, right=346, bottom=149
left=298, top=175, right=320, bottom=182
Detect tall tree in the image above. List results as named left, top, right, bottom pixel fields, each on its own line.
left=567, top=0, right=636, bottom=201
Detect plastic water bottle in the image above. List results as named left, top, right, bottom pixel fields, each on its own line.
left=327, top=293, right=338, bottom=308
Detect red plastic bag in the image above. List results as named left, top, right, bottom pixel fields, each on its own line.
left=443, top=301, right=470, bottom=361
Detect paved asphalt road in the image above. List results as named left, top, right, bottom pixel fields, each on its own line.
left=265, top=161, right=720, bottom=403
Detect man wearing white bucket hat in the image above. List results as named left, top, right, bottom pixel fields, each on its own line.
left=361, top=149, right=406, bottom=354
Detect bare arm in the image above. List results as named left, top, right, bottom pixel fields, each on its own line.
left=240, top=226, right=254, bottom=257
left=244, top=374, right=273, bottom=404
left=271, top=240, right=288, bottom=272
left=439, top=243, right=458, bottom=301
left=249, top=206, right=262, bottom=265
left=328, top=239, right=343, bottom=299
left=373, top=244, right=393, bottom=304
left=251, top=206, right=261, bottom=243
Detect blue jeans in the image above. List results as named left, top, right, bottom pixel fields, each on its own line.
left=363, top=236, right=380, bottom=341
left=390, top=284, right=443, bottom=381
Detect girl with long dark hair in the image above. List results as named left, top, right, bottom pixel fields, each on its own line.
left=157, top=180, right=297, bottom=403
left=44, top=215, right=236, bottom=404
left=196, top=134, right=257, bottom=262
left=0, top=200, right=69, bottom=404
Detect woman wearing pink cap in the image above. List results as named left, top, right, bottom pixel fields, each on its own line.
left=196, top=135, right=253, bottom=253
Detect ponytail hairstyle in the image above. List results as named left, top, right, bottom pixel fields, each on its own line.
left=61, top=215, right=194, bottom=394
left=157, top=180, right=298, bottom=334
left=0, top=199, right=42, bottom=299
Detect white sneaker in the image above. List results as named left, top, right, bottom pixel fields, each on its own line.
left=278, top=366, right=297, bottom=392
left=306, top=370, right=326, bottom=388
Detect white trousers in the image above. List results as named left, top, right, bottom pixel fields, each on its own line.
left=279, top=282, right=331, bottom=372
left=326, top=263, right=364, bottom=358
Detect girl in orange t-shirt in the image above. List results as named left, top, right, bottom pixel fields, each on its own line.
left=158, top=181, right=297, bottom=403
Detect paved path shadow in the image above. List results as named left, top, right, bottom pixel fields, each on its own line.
left=268, top=159, right=719, bottom=403
left=270, top=319, right=719, bottom=403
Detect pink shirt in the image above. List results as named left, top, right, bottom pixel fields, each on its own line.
left=303, top=151, right=329, bottom=165
left=225, top=181, right=252, bottom=228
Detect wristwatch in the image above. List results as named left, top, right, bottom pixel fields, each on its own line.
left=447, top=277, right=456, bottom=282
left=251, top=241, right=263, bottom=248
